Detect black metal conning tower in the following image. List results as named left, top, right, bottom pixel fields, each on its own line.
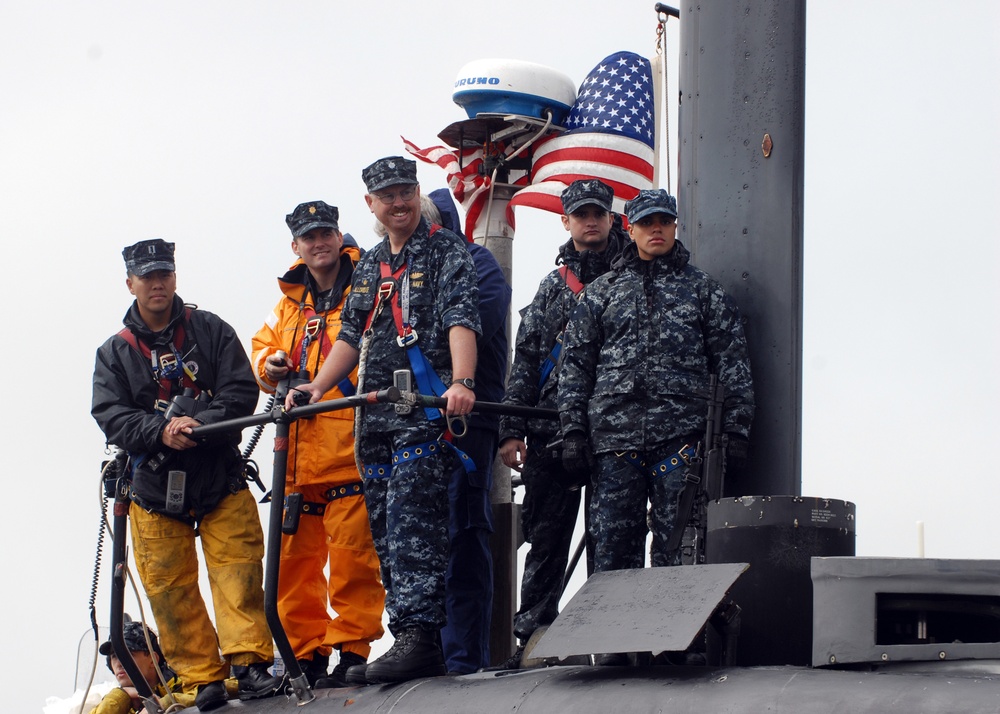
left=678, top=0, right=807, bottom=497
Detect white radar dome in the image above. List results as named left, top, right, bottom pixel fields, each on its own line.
left=452, top=59, right=577, bottom=124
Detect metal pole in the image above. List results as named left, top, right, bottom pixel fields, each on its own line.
left=108, top=477, right=162, bottom=713
left=477, top=192, right=521, bottom=666
left=262, top=412, right=313, bottom=705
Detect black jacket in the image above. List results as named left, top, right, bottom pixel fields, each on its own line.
left=92, top=295, right=258, bottom=522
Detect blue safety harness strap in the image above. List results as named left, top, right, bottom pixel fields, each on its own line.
left=537, top=333, right=562, bottom=390
left=650, top=444, right=699, bottom=479
left=361, top=439, right=478, bottom=480
left=324, top=481, right=364, bottom=501
left=616, top=444, right=699, bottom=480
left=363, top=463, right=391, bottom=479
left=392, top=439, right=476, bottom=473
left=405, top=344, right=449, bottom=420
left=337, top=377, right=356, bottom=397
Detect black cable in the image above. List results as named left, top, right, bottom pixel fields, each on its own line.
left=242, top=395, right=275, bottom=460
left=88, top=459, right=115, bottom=637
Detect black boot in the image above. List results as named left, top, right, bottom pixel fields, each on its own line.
left=499, top=643, right=526, bottom=670
left=298, top=652, right=330, bottom=687
left=365, top=627, right=446, bottom=684
left=344, top=662, right=369, bottom=685
left=194, top=680, right=227, bottom=711
left=232, top=662, right=282, bottom=700
left=315, top=650, right=367, bottom=688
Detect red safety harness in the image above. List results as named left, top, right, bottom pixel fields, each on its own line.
left=361, top=224, right=452, bottom=423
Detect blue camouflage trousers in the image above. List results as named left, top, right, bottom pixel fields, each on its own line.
left=590, top=438, right=695, bottom=572
left=360, top=423, right=455, bottom=634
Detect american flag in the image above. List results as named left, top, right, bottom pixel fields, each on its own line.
left=403, top=137, right=494, bottom=240
left=406, top=50, right=655, bottom=236
left=509, top=51, right=656, bottom=216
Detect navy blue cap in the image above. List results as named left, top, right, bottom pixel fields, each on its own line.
left=123, top=239, right=175, bottom=277
left=286, top=201, right=339, bottom=237
left=624, top=189, right=678, bottom=224
left=362, top=156, right=418, bottom=193
left=99, top=621, right=163, bottom=660
left=561, top=179, right=614, bottom=215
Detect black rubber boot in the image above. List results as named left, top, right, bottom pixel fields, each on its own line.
left=233, top=662, right=282, bottom=700
left=500, top=643, right=526, bottom=670
left=315, top=650, right=367, bottom=688
left=298, top=652, right=330, bottom=687
left=364, top=627, right=446, bottom=684
left=344, top=662, right=369, bottom=685
left=194, top=680, right=227, bottom=711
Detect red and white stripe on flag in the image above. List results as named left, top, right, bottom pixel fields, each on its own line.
left=507, top=131, right=654, bottom=217
left=403, top=137, right=493, bottom=239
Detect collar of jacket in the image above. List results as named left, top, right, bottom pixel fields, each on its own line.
left=122, top=294, right=188, bottom=346
left=556, top=224, right=631, bottom=280
left=277, top=244, right=361, bottom=301
left=372, top=216, right=435, bottom=271
left=612, top=238, right=691, bottom=276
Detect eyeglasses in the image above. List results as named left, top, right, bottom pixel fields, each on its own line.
left=371, top=186, right=417, bottom=204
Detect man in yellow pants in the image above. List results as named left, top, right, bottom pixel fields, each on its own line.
left=93, top=239, right=280, bottom=711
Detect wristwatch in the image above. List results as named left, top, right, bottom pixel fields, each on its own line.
left=452, top=378, right=476, bottom=390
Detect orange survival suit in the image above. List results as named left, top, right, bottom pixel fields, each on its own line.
left=251, top=243, right=385, bottom=667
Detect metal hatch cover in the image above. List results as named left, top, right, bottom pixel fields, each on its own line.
left=530, top=563, right=749, bottom=659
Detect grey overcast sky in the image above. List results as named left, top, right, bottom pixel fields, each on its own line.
left=1, top=1, right=997, bottom=711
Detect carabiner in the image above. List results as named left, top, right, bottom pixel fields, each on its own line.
left=446, top=413, right=469, bottom=439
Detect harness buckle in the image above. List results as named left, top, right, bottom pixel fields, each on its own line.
left=377, top=278, right=396, bottom=301
left=159, top=351, right=183, bottom=380
left=396, top=328, right=419, bottom=348
left=304, top=315, right=325, bottom=339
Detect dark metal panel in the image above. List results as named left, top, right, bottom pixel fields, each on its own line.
left=678, top=0, right=807, bottom=497
left=529, top=564, right=748, bottom=659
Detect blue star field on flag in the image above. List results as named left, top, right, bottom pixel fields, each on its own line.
left=564, top=51, right=655, bottom=148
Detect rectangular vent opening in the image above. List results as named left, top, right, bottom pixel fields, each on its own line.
left=876, top=593, right=1000, bottom=646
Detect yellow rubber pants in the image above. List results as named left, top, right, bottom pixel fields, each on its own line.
left=130, top=489, right=273, bottom=690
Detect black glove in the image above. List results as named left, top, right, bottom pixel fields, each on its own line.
left=561, top=431, right=595, bottom=490
left=725, top=434, right=749, bottom=472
